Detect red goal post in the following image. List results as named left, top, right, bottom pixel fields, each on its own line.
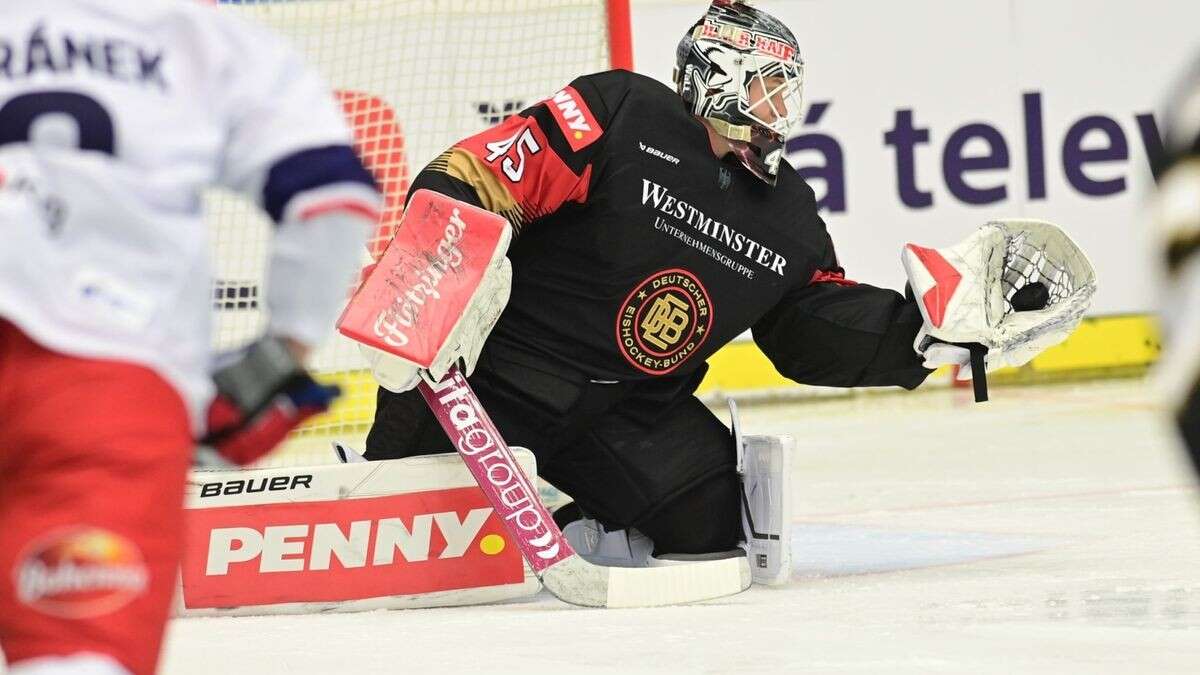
left=607, top=0, right=634, bottom=72
left=207, top=0, right=633, bottom=465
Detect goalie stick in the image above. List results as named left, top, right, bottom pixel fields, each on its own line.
left=338, top=189, right=748, bottom=607
left=419, top=367, right=751, bottom=608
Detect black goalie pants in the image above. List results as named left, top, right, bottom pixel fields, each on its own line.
left=364, top=342, right=742, bottom=555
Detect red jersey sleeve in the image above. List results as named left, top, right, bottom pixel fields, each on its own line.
left=418, top=79, right=612, bottom=232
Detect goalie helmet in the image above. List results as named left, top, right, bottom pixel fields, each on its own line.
left=673, top=0, right=805, bottom=185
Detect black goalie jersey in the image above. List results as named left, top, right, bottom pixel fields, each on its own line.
left=408, top=69, right=930, bottom=390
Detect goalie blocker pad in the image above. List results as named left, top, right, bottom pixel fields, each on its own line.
left=337, top=188, right=511, bottom=371
left=174, top=450, right=540, bottom=617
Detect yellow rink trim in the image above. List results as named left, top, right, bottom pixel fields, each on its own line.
left=1016, top=314, right=1159, bottom=371
left=295, top=313, right=1161, bottom=435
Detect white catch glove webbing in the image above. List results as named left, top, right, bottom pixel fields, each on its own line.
left=902, top=219, right=1097, bottom=376
left=359, top=246, right=511, bottom=392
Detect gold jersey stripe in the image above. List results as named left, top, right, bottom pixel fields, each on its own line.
left=434, top=148, right=528, bottom=231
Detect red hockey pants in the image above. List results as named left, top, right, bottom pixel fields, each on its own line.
left=0, top=319, right=192, bottom=675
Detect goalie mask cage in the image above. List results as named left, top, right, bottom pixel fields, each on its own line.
left=208, top=0, right=632, bottom=465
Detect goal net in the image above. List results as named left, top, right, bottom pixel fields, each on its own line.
left=208, top=0, right=631, bottom=466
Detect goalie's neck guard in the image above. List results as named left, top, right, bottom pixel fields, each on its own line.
left=705, top=118, right=788, bottom=184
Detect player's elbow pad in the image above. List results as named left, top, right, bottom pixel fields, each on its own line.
left=262, top=145, right=381, bottom=225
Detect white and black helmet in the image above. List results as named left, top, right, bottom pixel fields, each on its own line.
left=673, top=0, right=804, bottom=184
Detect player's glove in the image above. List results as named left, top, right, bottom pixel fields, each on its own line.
left=902, top=219, right=1096, bottom=395
left=200, top=337, right=340, bottom=466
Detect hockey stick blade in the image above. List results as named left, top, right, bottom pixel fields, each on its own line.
left=419, top=368, right=751, bottom=608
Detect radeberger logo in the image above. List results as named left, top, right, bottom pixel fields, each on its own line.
left=15, top=527, right=148, bottom=618
left=616, top=268, right=713, bottom=375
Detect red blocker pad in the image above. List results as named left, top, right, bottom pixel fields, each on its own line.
left=337, top=189, right=510, bottom=367
left=175, top=452, right=540, bottom=616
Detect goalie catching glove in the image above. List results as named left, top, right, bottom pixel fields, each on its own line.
left=200, top=337, right=340, bottom=466
left=339, top=189, right=512, bottom=392
left=902, top=219, right=1096, bottom=383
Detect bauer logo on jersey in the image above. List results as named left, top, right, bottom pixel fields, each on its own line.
left=547, top=86, right=602, bottom=151
left=15, top=527, right=149, bottom=618
left=616, top=269, right=713, bottom=375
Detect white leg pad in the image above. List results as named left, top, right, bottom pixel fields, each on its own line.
left=179, top=450, right=542, bottom=615
left=731, top=399, right=794, bottom=585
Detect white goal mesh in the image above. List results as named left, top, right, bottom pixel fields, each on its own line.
left=208, top=0, right=624, bottom=466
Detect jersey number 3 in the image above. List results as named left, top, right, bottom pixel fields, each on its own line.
left=0, top=91, right=116, bottom=155
left=484, top=126, right=541, bottom=182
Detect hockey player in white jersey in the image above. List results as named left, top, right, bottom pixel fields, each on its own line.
left=0, top=2, right=381, bottom=674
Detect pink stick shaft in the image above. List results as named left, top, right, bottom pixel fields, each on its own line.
left=418, top=367, right=575, bottom=574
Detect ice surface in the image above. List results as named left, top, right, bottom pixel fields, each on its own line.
left=141, top=380, right=1200, bottom=672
